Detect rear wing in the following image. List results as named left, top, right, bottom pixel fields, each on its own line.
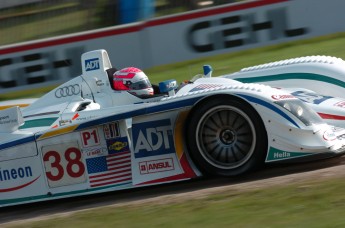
left=0, top=98, right=37, bottom=110
left=80, top=49, right=114, bottom=94
left=0, top=106, right=24, bottom=132
left=81, top=49, right=112, bottom=77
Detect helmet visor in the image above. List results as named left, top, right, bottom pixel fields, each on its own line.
left=128, top=79, right=152, bottom=90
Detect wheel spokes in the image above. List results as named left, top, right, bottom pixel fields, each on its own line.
left=197, top=105, right=256, bottom=169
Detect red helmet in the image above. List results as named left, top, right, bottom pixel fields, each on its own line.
left=113, top=67, right=153, bottom=96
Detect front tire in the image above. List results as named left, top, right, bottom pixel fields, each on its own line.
left=186, top=96, right=267, bottom=176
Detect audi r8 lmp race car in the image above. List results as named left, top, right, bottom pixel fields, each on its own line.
left=1, top=49, right=345, bottom=207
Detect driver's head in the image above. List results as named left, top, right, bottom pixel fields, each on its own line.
left=113, top=67, right=153, bottom=96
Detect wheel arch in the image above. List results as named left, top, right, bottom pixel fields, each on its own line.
left=186, top=93, right=265, bottom=128
left=183, top=93, right=269, bottom=176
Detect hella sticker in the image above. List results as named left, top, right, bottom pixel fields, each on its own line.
left=133, top=119, right=175, bottom=158
left=85, top=58, right=100, bottom=71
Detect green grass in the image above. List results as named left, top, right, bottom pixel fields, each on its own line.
left=7, top=177, right=345, bottom=228
left=0, top=85, right=58, bottom=101
left=146, top=32, right=345, bottom=84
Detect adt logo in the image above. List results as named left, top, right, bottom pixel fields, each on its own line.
left=85, top=58, right=100, bottom=71
left=133, top=119, right=175, bottom=158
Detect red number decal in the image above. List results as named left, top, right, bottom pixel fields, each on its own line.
left=65, top=147, right=85, bottom=178
left=81, top=129, right=99, bottom=147
left=43, top=151, right=64, bottom=181
left=44, top=148, right=85, bottom=181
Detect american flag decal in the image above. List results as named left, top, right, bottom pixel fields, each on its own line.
left=86, top=150, right=132, bottom=188
left=189, top=84, right=223, bottom=92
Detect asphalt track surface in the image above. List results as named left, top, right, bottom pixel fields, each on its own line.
left=1, top=156, right=345, bottom=226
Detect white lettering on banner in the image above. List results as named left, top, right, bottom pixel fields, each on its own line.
left=0, top=47, right=84, bottom=91
left=6, top=0, right=345, bottom=94
left=187, top=7, right=307, bottom=52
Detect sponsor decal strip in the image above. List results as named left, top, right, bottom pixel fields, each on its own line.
left=0, top=135, right=36, bottom=151
left=23, top=111, right=60, bottom=118
left=235, top=73, right=345, bottom=88
left=189, top=84, right=223, bottom=92
left=19, top=117, right=58, bottom=129
left=318, top=112, right=345, bottom=120
left=0, top=181, right=132, bottom=206
left=0, top=104, right=30, bottom=110
left=237, top=94, right=300, bottom=128
left=86, top=150, right=132, bottom=188
left=138, top=173, right=191, bottom=186
left=76, top=96, right=201, bottom=131
left=174, top=110, right=197, bottom=178
left=174, top=111, right=188, bottom=160
left=89, top=167, right=131, bottom=179
left=37, top=125, right=79, bottom=140
left=0, top=176, right=40, bottom=193
left=139, top=158, right=175, bottom=175
left=133, top=119, right=175, bottom=158
left=266, top=147, right=314, bottom=162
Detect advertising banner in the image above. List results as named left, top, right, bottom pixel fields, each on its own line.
left=1, top=0, right=345, bottom=94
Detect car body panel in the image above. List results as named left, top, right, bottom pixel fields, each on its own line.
left=2, top=51, right=345, bottom=207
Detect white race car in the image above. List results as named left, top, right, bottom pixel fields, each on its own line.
left=1, top=50, right=345, bottom=207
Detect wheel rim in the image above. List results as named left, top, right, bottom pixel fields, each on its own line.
left=195, top=105, right=256, bottom=170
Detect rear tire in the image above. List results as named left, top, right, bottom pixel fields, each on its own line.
left=186, top=96, right=267, bottom=176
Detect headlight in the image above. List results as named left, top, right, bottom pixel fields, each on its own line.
left=274, top=99, right=323, bottom=126
left=296, top=105, right=303, bottom=117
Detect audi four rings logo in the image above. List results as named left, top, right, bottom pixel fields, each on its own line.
left=55, top=84, right=80, bottom=98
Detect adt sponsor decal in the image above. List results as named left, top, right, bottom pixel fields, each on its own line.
left=85, top=58, right=100, bottom=71
left=133, top=119, right=175, bottom=158
left=139, top=158, right=174, bottom=174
